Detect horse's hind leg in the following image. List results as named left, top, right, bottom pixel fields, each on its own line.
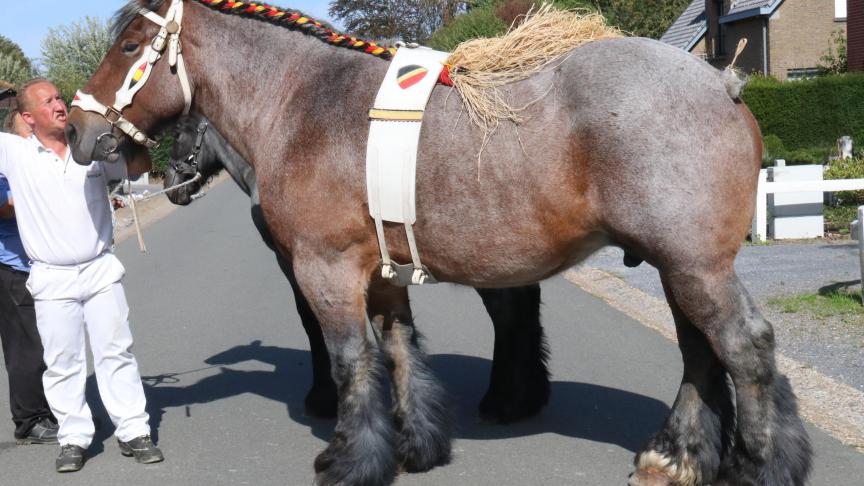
left=630, top=277, right=735, bottom=486
left=634, top=265, right=811, bottom=486
left=292, top=257, right=397, bottom=486
left=367, top=277, right=452, bottom=472
left=276, top=253, right=337, bottom=418
left=475, top=285, right=550, bottom=423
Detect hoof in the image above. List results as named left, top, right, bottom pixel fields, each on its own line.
left=397, top=428, right=452, bottom=473
left=314, top=432, right=397, bottom=486
left=305, top=382, right=338, bottom=419
left=478, top=388, right=548, bottom=424
left=628, top=470, right=674, bottom=486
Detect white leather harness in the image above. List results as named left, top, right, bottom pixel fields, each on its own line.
left=366, top=46, right=449, bottom=286
left=71, top=0, right=192, bottom=152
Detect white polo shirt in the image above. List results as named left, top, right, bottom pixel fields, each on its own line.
left=0, top=133, right=125, bottom=265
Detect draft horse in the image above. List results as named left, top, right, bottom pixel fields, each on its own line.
left=163, top=113, right=551, bottom=422
left=66, top=1, right=812, bottom=485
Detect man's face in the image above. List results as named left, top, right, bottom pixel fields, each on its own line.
left=21, top=82, right=67, bottom=134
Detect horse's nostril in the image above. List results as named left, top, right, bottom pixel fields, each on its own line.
left=64, top=123, right=77, bottom=146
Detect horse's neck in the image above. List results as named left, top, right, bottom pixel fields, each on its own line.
left=185, top=6, right=383, bottom=165
left=209, top=130, right=256, bottom=197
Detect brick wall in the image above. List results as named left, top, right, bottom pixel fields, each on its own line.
left=850, top=0, right=864, bottom=71
left=769, top=0, right=846, bottom=79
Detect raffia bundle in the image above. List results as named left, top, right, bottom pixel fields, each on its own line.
left=446, top=3, right=622, bottom=132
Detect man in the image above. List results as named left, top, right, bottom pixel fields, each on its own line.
left=0, top=79, right=163, bottom=473
left=0, top=109, right=59, bottom=446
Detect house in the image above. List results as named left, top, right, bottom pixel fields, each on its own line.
left=849, top=0, right=864, bottom=70
left=661, top=1, right=847, bottom=80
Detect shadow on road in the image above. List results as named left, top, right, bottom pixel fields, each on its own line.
left=81, top=341, right=669, bottom=456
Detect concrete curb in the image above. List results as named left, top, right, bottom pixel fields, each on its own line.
left=564, top=266, right=864, bottom=453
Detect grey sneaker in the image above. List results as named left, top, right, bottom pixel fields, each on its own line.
left=118, top=435, right=164, bottom=464
left=17, top=417, right=59, bottom=445
left=56, top=444, right=86, bottom=472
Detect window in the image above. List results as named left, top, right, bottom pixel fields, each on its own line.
left=786, top=68, right=823, bottom=81
left=836, top=0, right=847, bottom=19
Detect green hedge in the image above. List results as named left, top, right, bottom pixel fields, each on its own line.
left=428, top=0, right=595, bottom=52
left=741, top=74, right=864, bottom=154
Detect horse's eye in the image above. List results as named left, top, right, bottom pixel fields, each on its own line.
left=122, top=42, right=140, bottom=54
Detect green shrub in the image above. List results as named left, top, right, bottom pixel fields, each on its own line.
left=148, top=132, right=173, bottom=178
left=427, top=0, right=595, bottom=52
left=824, top=156, right=864, bottom=205
left=427, top=5, right=507, bottom=51
left=741, top=73, right=864, bottom=151
left=761, top=134, right=785, bottom=164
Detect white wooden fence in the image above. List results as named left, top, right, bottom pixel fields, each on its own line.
left=751, top=169, right=864, bottom=242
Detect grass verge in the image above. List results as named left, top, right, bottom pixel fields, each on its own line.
left=768, top=286, right=864, bottom=323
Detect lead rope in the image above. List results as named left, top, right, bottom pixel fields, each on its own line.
left=116, top=173, right=203, bottom=252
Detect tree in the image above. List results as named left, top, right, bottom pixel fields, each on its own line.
left=0, top=35, right=34, bottom=86
left=0, top=53, right=33, bottom=87
left=328, top=0, right=467, bottom=42
left=0, top=34, right=32, bottom=75
left=819, top=29, right=847, bottom=75
left=589, top=0, right=691, bottom=39
left=41, top=16, right=113, bottom=102
left=427, top=0, right=594, bottom=51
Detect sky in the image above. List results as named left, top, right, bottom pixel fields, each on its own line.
left=0, top=0, right=339, bottom=62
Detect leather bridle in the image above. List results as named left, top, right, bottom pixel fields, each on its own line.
left=71, top=0, right=192, bottom=157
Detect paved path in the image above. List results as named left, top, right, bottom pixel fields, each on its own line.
left=0, top=183, right=862, bottom=485
left=585, top=241, right=864, bottom=393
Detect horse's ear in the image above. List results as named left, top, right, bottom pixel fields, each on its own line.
left=251, top=339, right=262, bottom=347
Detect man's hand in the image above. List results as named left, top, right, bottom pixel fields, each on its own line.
left=0, top=197, right=14, bottom=219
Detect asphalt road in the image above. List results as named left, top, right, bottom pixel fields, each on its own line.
left=0, top=182, right=862, bottom=485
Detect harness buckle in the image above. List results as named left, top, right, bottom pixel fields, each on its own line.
left=104, top=107, right=124, bottom=125
left=152, top=32, right=168, bottom=53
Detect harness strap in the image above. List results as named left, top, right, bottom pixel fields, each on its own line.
left=71, top=0, right=191, bottom=150
left=72, top=92, right=159, bottom=148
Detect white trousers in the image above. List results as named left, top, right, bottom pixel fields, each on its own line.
left=28, top=253, right=150, bottom=448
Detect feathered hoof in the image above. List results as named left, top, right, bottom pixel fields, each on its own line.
left=397, top=427, right=452, bottom=473
left=478, top=386, right=548, bottom=424
left=628, top=470, right=675, bottom=486
left=314, top=433, right=397, bottom=486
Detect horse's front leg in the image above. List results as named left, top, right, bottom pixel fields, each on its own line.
left=292, top=253, right=397, bottom=486
left=367, top=277, right=452, bottom=472
left=252, top=205, right=338, bottom=418
left=475, top=285, right=550, bottom=423
left=275, top=253, right=338, bottom=418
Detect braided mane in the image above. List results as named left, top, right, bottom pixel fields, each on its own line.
left=195, top=0, right=396, bottom=60
left=113, top=1, right=396, bottom=60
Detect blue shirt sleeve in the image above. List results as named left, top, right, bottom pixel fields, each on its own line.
left=0, top=176, right=9, bottom=206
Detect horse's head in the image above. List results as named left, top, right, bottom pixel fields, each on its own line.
left=66, top=0, right=192, bottom=175
left=164, top=114, right=221, bottom=205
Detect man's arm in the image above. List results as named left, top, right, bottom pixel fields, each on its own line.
left=0, top=177, right=13, bottom=219
left=0, top=196, right=14, bottom=219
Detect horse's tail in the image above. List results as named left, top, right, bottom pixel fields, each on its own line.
left=720, top=38, right=750, bottom=100
left=720, top=67, right=748, bottom=100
